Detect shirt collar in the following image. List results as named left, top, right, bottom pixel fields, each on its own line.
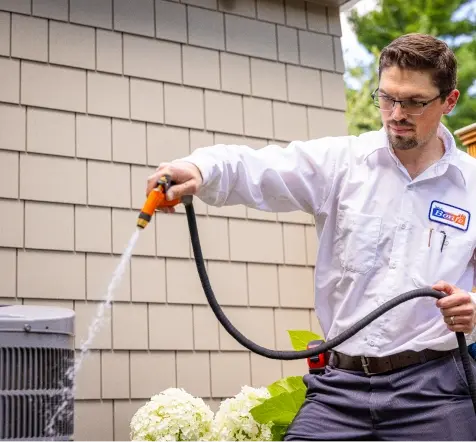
left=363, top=123, right=467, bottom=188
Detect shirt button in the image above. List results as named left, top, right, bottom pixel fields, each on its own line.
left=389, top=262, right=397, bottom=269
left=400, top=223, right=406, bottom=230
left=369, top=341, right=376, bottom=347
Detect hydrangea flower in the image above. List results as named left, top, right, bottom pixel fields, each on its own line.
left=130, top=387, right=214, bottom=441
left=211, top=386, right=273, bottom=441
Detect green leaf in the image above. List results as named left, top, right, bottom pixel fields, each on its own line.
left=250, top=389, right=306, bottom=426
left=287, top=330, right=324, bottom=351
left=267, top=376, right=305, bottom=397
left=271, top=425, right=288, bottom=441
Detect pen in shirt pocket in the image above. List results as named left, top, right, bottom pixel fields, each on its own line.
left=427, top=228, right=447, bottom=252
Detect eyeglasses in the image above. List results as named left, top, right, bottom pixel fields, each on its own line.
left=371, top=89, right=444, bottom=115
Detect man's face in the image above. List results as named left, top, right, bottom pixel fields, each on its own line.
left=377, top=66, right=458, bottom=151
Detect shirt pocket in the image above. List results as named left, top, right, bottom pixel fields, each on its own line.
left=335, top=210, right=382, bottom=274
left=411, top=228, right=474, bottom=288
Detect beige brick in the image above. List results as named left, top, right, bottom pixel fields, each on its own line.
left=20, top=154, right=87, bottom=204
left=0, top=58, right=19, bottom=103
left=193, top=305, right=219, bottom=350
left=243, top=97, right=273, bottom=139
left=285, top=0, right=306, bottom=28
left=322, top=72, right=346, bottom=110
left=177, top=352, right=211, bottom=397
left=0, top=104, right=25, bottom=151
left=334, top=37, right=345, bottom=73
left=306, top=3, right=327, bottom=33
left=183, top=46, right=220, bottom=90
left=130, top=79, right=164, bottom=124
left=156, top=213, right=190, bottom=258
left=49, top=21, right=95, bottom=69
left=147, top=125, right=189, bottom=166
left=0, top=249, right=16, bottom=298
left=0, top=150, right=18, bottom=198
left=299, top=31, right=334, bottom=70
left=273, top=102, right=308, bottom=141
left=75, top=206, right=112, bottom=253
left=327, top=7, right=342, bottom=36
left=166, top=258, right=206, bottom=304
left=149, top=304, right=193, bottom=350
left=0, top=12, right=10, bottom=56
left=101, top=351, right=130, bottom=398
left=211, top=352, right=251, bottom=397
left=96, top=30, right=122, bottom=74
left=124, top=34, right=181, bottom=83
left=208, top=203, right=246, bottom=218
left=11, top=15, right=47, bottom=62
left=74, top=401, right=113, bottom=441
left=0, top=0, right=30, bottom=13
left=27, top=108, right=75, bottom=157
left=257, top=0, right=285, bottom=23
left=74, top=301, right=112, bottom=349
left=277, top=211, right=313, bottom=224
left=131, top=164, right=155, bottom=210
left=188, top=7, right=224, bottom=50
left=156, top=0, right=186, bottom=42
left=278, top=265, right=314, bottom=307
left=87, top=72, right=129, bottom=119
left=182, top=0, right=216, bottom=8
left=287, top=65, right=322, bottom=106
left=70, top=0, right=112, bottom=28
left=131, top=256, right=166, bottom=303
left=130, top=351, right=176, bottom=398
left=248, top=262, right=280, bottom=308
left=247, top=207, right=277, bottom=221
left=219, top=307, right=275, bottom=351
left=18, top=250, right=85, bottom=299
left=195, top=216, right=229, bottom=260
left=112, top=120, right=147, bottom=165
left=310, top=310, right=324, bottom=338
left=87, top=161, right=130, bottom=208
left=112, top=209, right=156, bottom=256
left=305, top=224, right=318, bottom=265
left=283, top=223, right=306, bottom=265
left=32, top=0, right=68, bottom=20
left=86, top=254, right=130, bottom=302
left=0, top=200, right=23, bottom=247
left=113, top=303, right=148, bottom=349
left=207, top=261, right=247, bottom=306
left=190, top=130, right=213, bottom=152
left=77, top=115, right=112, bottom=161
left=230, top=219, right=283, bottom=263
left=205, top=91, right=243, bottom=135
left=251, top=59, right=286, bottom=101
left=22, top=298, right=73, bottom=308
left=277, top=25, right=298, bottom=64
left=164, top=84, right=204, bottom=129
left=22, top=61, right=86, bottom=112
left=308, top=108, right=347, bottom=138
left=25, top=202, right=74, bottom=251
left=220, top=53, right=251, bottom=95
left=250, top=352, right=282, bottom=388
left=282, top=359, right=306, bottom=377
left=274, top=308, right=310, bottom=350
left=219, top=0, right=255, bottom=16
left=74, top=351, right=101, bottom=399
left=114, top=400, right=148, bottom=441
left=114, top=0, right=154, bottom=36
left=226, top=15, right=276, bottom=60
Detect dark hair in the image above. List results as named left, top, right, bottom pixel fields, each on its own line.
left=378, top=33, right=457, bottom=98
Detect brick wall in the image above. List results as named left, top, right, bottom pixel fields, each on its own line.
left=0, top=0, right=347, bottom=439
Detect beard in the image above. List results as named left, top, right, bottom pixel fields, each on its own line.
left=386, top=120, right=418, bottom=151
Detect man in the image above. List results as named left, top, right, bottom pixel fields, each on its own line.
left=147, top=34, right=476, bottom=440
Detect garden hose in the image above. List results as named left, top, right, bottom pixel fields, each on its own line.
left=138, top=179, right=476, bottom=414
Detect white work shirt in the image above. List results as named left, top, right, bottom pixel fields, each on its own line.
left=182, top=123, right=476, bottom=357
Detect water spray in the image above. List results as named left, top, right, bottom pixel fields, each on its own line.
left=139, top=175, right=476, bottom=415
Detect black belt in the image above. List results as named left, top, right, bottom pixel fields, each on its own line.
left=329, top=348, right=455, bottom=375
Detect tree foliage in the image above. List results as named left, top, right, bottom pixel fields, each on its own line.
left=345, top=0, right=476, bottom=146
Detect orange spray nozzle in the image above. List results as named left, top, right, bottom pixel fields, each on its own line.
left=137, top=175, right=181, bottom=229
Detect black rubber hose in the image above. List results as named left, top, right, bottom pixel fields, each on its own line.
left=183, top=200, right=476, bottom=414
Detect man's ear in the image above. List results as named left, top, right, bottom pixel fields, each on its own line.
left=443, top=89, right=460, bottom=115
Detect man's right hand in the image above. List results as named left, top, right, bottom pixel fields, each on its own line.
left=146, top=161, right=203, bottom=213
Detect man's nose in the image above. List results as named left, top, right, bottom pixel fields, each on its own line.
left=391, top=102, right=406, bottom=121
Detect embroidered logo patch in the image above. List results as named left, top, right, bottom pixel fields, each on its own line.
left=428, top=200, right=470, bottom=231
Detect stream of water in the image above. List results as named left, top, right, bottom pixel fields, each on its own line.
left=45, top=228, right=141, bottom=437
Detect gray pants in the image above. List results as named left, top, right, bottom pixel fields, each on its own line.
left=284, top=350, right=476, bottom=441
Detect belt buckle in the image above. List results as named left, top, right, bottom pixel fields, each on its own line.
left=361, top=356, right=372, bottom=375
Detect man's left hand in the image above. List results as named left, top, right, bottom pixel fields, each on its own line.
left=433, top=280, right=476, bottom=334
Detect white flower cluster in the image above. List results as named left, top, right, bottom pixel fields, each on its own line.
left=211, top=386, right=273, bottom=441
left=130, top=387, right=214, bottom=441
